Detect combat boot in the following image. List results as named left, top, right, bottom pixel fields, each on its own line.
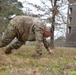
left=5, top=46, right=13, bottom=54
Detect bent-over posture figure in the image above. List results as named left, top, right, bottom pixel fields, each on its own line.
left=0, top=16, right=54, bottom=56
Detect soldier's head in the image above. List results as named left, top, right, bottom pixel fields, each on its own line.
left=43, top=27, right=53, bottom=37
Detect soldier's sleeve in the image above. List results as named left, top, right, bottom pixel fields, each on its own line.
left=43, top=38, right=51, bottom=51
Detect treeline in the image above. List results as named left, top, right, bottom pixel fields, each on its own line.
left=0, top=0, right=23, bottom=33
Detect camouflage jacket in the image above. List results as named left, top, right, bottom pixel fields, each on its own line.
left=9, top=16, right=50, bottom=51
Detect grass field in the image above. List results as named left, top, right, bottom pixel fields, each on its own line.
left=0, top=46, right=76, bottom=75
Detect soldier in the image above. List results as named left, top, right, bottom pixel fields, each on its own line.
left=0, top=16, right=54, bottom=56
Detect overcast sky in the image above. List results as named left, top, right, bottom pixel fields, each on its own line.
left=18, top=0, right=52, bottom=16
left=18, top=0, right=41, bottom=4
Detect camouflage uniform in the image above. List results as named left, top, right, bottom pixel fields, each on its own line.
left=0, top=16, right=50, bottom=54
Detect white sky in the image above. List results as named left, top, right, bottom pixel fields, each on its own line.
left=18, top=0, right=41, bottom=4
left=18, top=0, right=51, bottom=6
left=18, top=0, right=52, bottom=16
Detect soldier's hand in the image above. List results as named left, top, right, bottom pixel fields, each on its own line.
left=48, top=49, right=54, bottom=55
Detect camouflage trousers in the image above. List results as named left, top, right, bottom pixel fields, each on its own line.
left=0, top=24, right=24, bottom=50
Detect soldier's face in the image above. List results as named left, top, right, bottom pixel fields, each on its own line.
left=43, top=30, right=52, bottom=37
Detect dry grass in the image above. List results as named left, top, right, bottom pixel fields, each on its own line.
left=0, top=46, right=76, bottom=75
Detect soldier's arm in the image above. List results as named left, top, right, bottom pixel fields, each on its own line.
left=43, top=38, right=51, bottom=51
left=43, top=38, right=54, bottom=55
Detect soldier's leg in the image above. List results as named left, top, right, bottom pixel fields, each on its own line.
left=5, top=38, right=25, bottom=54
left=35, top=40, right=42, bottom=55
left=31, top=40, right=42, bottom=58
left=0, top=24, right=16, bottom=47
left=34, top=29, right=43, bottom=56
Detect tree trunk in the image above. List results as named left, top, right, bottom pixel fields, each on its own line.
left=50, top=0, right=57, bottom=48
